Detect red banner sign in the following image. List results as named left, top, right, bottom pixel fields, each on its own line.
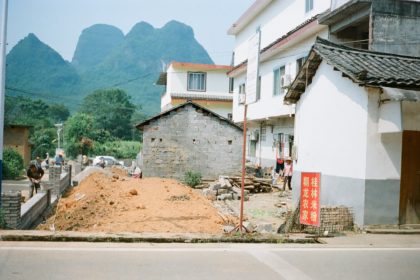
left=300, top=172, right=321, bottom=226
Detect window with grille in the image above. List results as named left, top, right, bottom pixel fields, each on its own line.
left=187, top=72, right=206, bottom=91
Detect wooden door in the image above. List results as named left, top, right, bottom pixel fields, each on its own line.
left=399, top=131, right=420, bottom=224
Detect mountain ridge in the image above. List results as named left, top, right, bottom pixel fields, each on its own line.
left=6, top=20, right=214, bottom=116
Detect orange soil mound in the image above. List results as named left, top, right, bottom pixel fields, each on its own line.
left=38, top=169, right=235, bottom=234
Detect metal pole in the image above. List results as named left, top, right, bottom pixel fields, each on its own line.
left=0, top=0, right=9, bottom=207
left=239, top=104, right=248, bottom=232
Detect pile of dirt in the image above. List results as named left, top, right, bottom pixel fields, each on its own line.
left=38, top=168, right=237, bottom=234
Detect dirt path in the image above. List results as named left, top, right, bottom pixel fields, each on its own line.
left=38, top=168, right=237, bottom=234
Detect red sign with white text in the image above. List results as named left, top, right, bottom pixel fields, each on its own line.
left=299, top=172, right=321, bottom=226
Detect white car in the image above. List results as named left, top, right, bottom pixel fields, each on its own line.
left=92, top=156, right=124, bottom=167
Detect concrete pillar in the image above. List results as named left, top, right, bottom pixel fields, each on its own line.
left=49, top=166, right=62, bottom=196
left=1, top=191, right=22, bottom=229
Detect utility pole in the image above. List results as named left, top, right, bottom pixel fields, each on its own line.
left=54, top=123, right=63, bottom=153
left=0, top=0, right=9, bottom=208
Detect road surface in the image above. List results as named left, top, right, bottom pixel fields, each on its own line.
left=1, top=242, right=419, bottom=279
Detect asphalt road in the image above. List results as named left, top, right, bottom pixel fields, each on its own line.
left=1, top=242, right=419, bottom=280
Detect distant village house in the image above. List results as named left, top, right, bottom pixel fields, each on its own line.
left=157, top=61, right=234, bottom=120
left=136, top=102, right=243, bottom=180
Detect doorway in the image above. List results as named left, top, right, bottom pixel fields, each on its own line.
left=399, top=130, right=420, bottom=224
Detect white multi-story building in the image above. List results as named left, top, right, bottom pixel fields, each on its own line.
left=157, top=61, right=233, bottom=119
left=228, top=0, right=330, bottom=167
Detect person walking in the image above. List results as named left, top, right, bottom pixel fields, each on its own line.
left=283, top=157, right=293, bottom=191
left=82, top=155, right=89, bottom=170
left=27, top=162, right=44, bottom=198
left=45, top=152, right=50, bottom=169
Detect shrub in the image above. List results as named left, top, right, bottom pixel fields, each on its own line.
left=2, top=148, right=24, bottom=180
left=183, top=171, right=202, bottom=187
left=92, top=141, right=141, bottom=159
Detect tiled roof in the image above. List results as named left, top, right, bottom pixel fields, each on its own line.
left=171, top=92, right=233, bottom=101
left=136, top=101, right=241, bottom=131
left=285, top=37, right=420, bottom=103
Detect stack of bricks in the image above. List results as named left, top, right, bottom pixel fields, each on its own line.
left=1, top=192, right=22, bottom=229
left=304, top=206, right=354, bottom=234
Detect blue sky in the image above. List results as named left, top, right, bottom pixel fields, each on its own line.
left=4, top=0, right=254, bottom=65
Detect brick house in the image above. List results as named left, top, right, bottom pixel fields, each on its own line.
left=136, top=101, right=243, bottom=180
left=4, top=125, right=32, bottom=166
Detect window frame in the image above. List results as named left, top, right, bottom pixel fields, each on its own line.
left=273, top=65, right=286, bottom=96
left=296, top=56, right=307, bottom=74
left=229, top=77, right=234, bottom=93
left=238, top=82, right=246, bottom=105
left=305, top=0, right=314, bottom=13
left=187, top=71, right=206, bottom=92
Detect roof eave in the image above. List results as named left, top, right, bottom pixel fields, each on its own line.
left=227, top=0, right=273, bottom=35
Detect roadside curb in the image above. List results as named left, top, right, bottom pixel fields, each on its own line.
left=365, top=229, right=420, bottom=234
left=0, top=230, right=318, bottom=244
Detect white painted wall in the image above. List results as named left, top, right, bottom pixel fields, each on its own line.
left=161, top=92, right=172, bottom=111
left=365, top=88, right=402, bottom=180
left=233, top=0, right=330, bottom=65
left=378, top=101, right=402, bottom=133
left=230, top=0, right=330, bottom=168
left=161, top=64, right=233, bottom=112
left=294, top=62, right=407, bottom=181
left=166, top=65, right=231, bottom=95
left=232, top=31, right=328, bottom=123
left=294, top=62, right=369, bottom=179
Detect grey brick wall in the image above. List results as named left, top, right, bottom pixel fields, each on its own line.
left=371, top=0, right=420, bottom=56
left=142, top=105, right=242, bottom=180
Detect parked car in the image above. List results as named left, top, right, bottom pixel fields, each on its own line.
left=92, top=156, right=124, bottom=167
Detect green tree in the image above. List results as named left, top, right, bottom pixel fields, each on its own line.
left=80, top=89, right=136, bottom=139
left=48, top=103, right=70, bottom=123
left=31, top=127, right=57, bottom=159
left=64, top=113, right=95, bottom=157
left=5, top=96, right=51, bottom=128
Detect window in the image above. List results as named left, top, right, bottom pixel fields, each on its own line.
left=249, top=140, right=257, bottom=157
left=296, top=56, right=307, bottom=73
left=273, top=66, right=286, bottom=95
left=229, top=77, right=234, bottom=93
left=238, top=83, right=246, bottom=105
left=261, top=127, right=266, bottom=141
left=188, top=72, right=206, bottom=91
left=305, top=0, right=313, bottom=13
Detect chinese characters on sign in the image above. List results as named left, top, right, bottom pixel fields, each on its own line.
left=300, top=172, right=321, bottom=226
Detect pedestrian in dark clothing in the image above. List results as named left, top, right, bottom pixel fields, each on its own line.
left=27, top=162, right=44, bottom=198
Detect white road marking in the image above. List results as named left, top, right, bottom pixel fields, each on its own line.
left=248, top=249, right=313, bottom=280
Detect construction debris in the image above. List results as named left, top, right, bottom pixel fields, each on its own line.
left=202, top=175, right=273, bottom=202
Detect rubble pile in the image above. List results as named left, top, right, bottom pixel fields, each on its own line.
left=38, top=170, right=234, bottom=234
left=201, top=176, right=273, bottom=201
